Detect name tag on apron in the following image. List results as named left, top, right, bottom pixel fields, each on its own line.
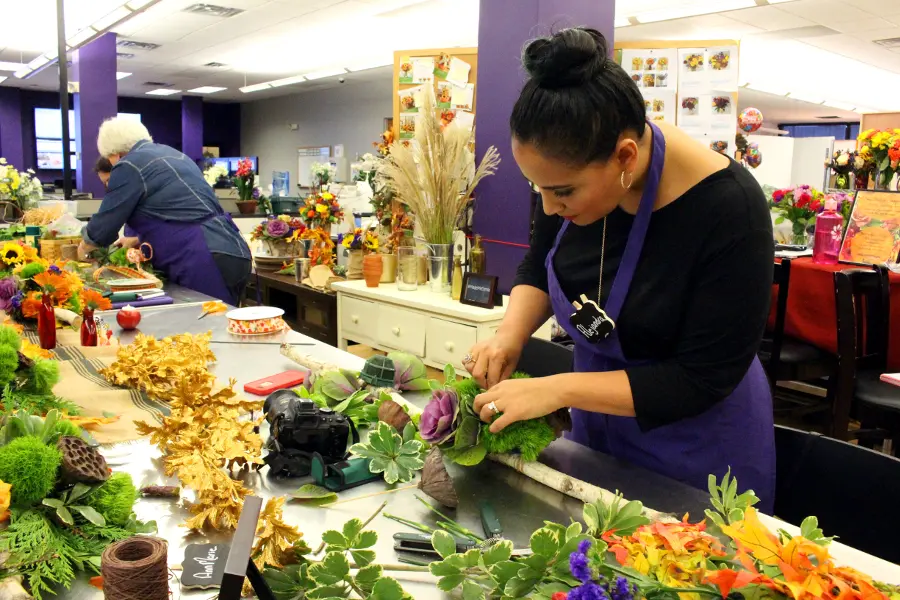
left=569, top=294, right=615, bottom=343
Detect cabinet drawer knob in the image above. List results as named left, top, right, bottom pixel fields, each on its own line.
left=445, top=341, right=454, bottom=351
left=351, top=316, right=359, bottom=324
left=392, top=327, right=400, bottom=336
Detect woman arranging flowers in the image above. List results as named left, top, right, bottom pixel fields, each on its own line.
left=463, top=28, right=776, bottom=511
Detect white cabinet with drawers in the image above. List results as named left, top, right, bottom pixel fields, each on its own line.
left=332, top=281, right=510, bottom=372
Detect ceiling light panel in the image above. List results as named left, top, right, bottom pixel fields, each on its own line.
left=303, top=69, right=346, bottom=81
left=116, top=71, right=132, bottom=80
left=239, top=83, right=272, bottom=93
left=0, top=62, right=27, bottom=72
left=0, top=76, right=7, bottom=84
left=93, top=6, right=132, bottom=30
left=145, top=88, right=181, bottom=95
left=268, top=75, right=308, bottom=87
left=67, top=28, right=99, bottom=47
left=187, top=86, right=227, bottom=93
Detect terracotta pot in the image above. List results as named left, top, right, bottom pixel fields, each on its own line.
left=380, top=252, right=397, bottom=283
left=363, top=254, right=383, bottom=288
left=236, top=200, right=258, bottom=214
left=348, top=250, right=364, bottom=280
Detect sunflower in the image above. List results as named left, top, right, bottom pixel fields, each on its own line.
left=81, top=289, right=111, bottom=311
left=0, top=243, right=24, bottom=267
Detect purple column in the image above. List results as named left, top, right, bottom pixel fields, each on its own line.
left=473, top=0, right=615, bottom=293
left=0, top=88, right=25, bottom=169
left=181, top=96, right=203, bottom=162
left=73, top=32, right=118, bottom=199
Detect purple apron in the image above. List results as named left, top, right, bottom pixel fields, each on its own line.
left=546, top=122, right=775, bottom=512
left=126, top=213, right=236, bottom=303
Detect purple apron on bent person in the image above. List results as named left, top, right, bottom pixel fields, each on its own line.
left=126, top=213, right=235, bottom=303
left=545, top=121, right=775, bottom=512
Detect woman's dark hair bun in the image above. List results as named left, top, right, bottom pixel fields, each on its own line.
left=522, top=27, right=609, bottom=89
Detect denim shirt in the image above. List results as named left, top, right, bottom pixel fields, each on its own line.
left=83, top=140, right=250, bottom=261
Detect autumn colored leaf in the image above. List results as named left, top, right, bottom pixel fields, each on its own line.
left=89, top=576, right=104, bottom=589
left=720, top=507, right=784, bottom=565
left=705, top=569, right=759, bottom=598
left=251, top=498, right=304, bottom=569
left=67, top=415, right=120, bottom=430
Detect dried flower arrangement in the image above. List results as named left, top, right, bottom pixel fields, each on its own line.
left=380, top=91, right=501, bottom=245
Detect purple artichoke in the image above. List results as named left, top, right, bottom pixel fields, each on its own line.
left=419, top=390, right=459, bottom=444
left=266, top=219, right=291, bottom=238
left=0, top=278, right=18, bottom=311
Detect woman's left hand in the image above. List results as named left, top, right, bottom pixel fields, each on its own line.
left=473, top=376, right=566, bottom=433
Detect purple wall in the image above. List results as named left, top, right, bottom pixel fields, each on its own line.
left=181, top=96, right=203, bottom=161
left=473, top=0, right=615, bottom=293
left=74, top=33, right=118, bottom=199
left=5, top=90, right=240, bottom=185
left=0, top=88, right=24, bottom=168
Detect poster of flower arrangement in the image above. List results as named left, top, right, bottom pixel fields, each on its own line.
left=398, top=56, right=413, bottom=84
left=398, top=85, right=424, bottom=113
left=619, top=48, right=678, bottom=90
left=399, top=115, right=417, bottom=140
left=707, top=45, right=739, bottom=90
left=436, top=81, right=453, bottom=109
left=839, top=190, right=900, bottom=266
left=640, top=89, right=676, bottom=123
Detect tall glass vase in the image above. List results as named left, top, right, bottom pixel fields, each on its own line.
left=80, top=308, right=97, bottom=347
left=426, top=243, right=452, bottom=293
left=38, top=294, right=56, bottom=350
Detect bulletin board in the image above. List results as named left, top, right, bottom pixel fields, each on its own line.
left=392, top=47, right=478, bottom=143
left=615, top=40, right=740, bottom=157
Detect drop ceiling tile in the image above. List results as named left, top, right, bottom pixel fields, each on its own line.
left=851, top=26, right=900, bottom=41
left=727, top=6, right=816, bottom=30
left=778, top=0, right=871, bottom=22
left=831, top=18, right=896, bottom=33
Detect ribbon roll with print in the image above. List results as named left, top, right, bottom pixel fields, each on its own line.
left=569, top=293, right=615, bottom=343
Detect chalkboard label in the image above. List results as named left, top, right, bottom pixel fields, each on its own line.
left=182, top=543, right=230, bottom=589
left=460, top=274, right=499, bottom=309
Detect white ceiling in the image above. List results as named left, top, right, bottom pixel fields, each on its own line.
left=0, top=0, right=897, bottom=120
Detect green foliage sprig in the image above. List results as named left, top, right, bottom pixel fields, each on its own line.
left=350, top=422, right=424, bottom=484
left=704, top=467, right=759, bottom=527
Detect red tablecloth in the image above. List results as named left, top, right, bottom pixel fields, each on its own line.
left=769, top=258, right=900, bottom=371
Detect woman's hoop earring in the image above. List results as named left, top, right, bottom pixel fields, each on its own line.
left=620, top=171, right=634, bottom=190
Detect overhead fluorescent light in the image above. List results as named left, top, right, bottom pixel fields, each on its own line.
left=93, top=6, right=131, bottom=30
left=303, top=69, right=345, bottom=81
left=240, top=82, right=272, bottom=93
left=0, top=62, right=27, bottom=72
left=188, top=86, right=227, bottom=93
left=632, top=0, right=756, bottom=23
left=27, top=55, right=50, bottom=70
left=268, top=75, right=307, bottom=88
left=116, top=71, right=132, bottom=80
left=13, top=68, right=30, bottom=79
left=0, top=76, right=6, bottom=84
left=127, top=0, right=156, bottom=8
left=854, top=107, right=878, bottom=114
left=67, top=27, right=98, bottom=47
left=146, top=88, right=181, bottom=95
left=614, top=17, right=631, bottom=27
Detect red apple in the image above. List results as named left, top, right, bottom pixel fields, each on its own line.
left=116, top=305, right=141, bottom=330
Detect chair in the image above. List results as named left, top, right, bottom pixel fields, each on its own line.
left=774, top=424, right=900, bottom=564
left=516, top=337, right=574, bottom=378
left=830, top=267, right=898, bottom=446
left=760, top=259, right=833, bottom=389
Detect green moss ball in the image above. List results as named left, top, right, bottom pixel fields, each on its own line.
left=26, top=359, right=60, bottom=396
left=85, top=472, right=138, bottom=526
left=0, top=326, right=22, bottom=352
left=52, top=419, right=83, bottom=439
left=480, top=418, right=556, bottom=463
left=0, top=345, right=18, bottom=388
left=0, top=436, right=62, bottom=506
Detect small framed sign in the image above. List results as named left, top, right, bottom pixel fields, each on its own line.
left=460, top=273, right=499, bottom=309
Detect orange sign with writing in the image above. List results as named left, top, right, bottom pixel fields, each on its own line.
left=839, top=191, right=900, bottom=265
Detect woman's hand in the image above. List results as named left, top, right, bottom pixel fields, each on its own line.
left=114, top=236, right=140, bottom=249
left=464, top=332, right=524, bottom=389
left=473, top=376, right=566, bottom=433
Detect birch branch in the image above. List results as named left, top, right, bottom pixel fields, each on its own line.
left=280, top=344, right=339, bottom=373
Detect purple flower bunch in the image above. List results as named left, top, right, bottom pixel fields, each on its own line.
left=0, top=277, right=19, bottom=311
left=567, top=541, right=636, bottom=600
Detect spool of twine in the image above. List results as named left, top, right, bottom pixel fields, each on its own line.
left=101, top=536, right=169, bottom=600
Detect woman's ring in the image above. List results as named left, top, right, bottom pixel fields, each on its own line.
left=463, top=353, right=474, bottom=364
left=488, top=401, right=500, bottom=414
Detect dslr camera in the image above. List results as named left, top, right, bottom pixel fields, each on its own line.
left=263, top=389, right=354, bottom=477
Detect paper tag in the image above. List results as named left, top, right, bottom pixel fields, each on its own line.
left=181, top=543, right=230, bottom=589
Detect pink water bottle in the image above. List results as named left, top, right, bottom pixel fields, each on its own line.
left=813, top=199, right=843, bottom=265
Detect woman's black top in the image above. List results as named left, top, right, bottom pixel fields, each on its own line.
left=514, top=160, right=774, bottom=430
